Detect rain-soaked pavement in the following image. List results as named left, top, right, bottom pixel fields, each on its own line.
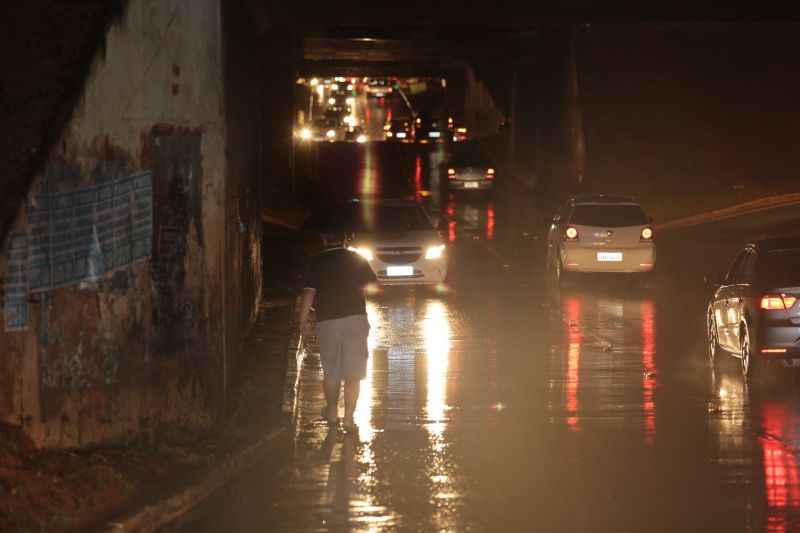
left=168, top=96, right=800, bottom=532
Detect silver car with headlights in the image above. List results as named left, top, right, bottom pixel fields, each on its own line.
left=445, top=147, right=496, bottom=192
left=344, top=199, right=447, bottom=286
left=546, top=194, right=656, bottom=284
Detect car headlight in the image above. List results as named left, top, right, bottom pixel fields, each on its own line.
left=356, top=134, right=367, bottom=143
left=425, top=244, right=446, bottom=260
left=326, top=129, right=336, bottom=138
left=347, top=246, right=373, bottom=261
left=299, top=128, right=311, bottom=140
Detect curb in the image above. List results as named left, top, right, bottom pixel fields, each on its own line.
left=103, top=308, right=304, bottom=532
left=103, top=426, right=287, bottom=532
left=655, top=192, right=800, bottom=231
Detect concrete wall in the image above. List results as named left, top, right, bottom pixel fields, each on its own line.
left=462, top=65, right=506, bottom=139
left=577, top=22, right=800, bottom=199
left=505, top=29, right=575, bottom=198
left=0, top=0, right=267, bottom=448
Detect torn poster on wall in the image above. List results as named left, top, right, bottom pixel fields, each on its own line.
left=2, top=169, right=153, bottom=331
left=27, top=170, right=153, bottom=291
left=2, top=234, right=29, bottom=331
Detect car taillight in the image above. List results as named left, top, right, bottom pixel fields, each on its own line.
left=565, top=226, right=579, bottom=241
left=447, top=168, right=455, bottom=179
left=641, top=227, right=653, bottom=240
left=760, top=294, right=798, bottom=310
left=486, top=168, right=495, bottom=179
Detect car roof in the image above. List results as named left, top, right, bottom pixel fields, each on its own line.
left=751, top=237, right=800, bottom=253
left=570, top=193, right=640, bottom=206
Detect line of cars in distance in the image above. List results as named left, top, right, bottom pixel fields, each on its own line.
left=295, top=76, right=367, bottom=143
left=383, top=112, right=471, bottom=144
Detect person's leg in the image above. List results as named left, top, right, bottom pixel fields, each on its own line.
left=341, top=315, right=371, bottom=428
left=323, top=376, right=341, bottom=422
left=317, top=318, right=342, bottom=423
left=342, top=379, right=360, bottom=427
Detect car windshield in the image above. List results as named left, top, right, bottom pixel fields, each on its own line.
left=570, top=204, right=648, bottom=227
left=351, top=204, right=433, bottom=233
left=758, top=249, right=800, bottom=287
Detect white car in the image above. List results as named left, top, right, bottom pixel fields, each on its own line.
left=344, top=199, right=447, bottom=286
left=546, top=194, right=656, bottom=283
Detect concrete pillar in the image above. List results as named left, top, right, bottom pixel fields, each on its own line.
left=567, top=25, right=587, bottom=187
left=509, top=70, right=517, bottom=175
left=261, top=27, right=298, bottom=204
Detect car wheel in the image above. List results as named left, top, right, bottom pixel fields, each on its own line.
left=707, top=310, right=720, bottom=368
left=740, top=322, right=760, bottom=381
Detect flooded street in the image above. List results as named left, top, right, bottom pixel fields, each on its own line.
left=169, top=98, right=800, bottom=533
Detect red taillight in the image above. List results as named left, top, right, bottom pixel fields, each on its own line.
left=760, top=294, right=797, bottom=310
left=486, top=168, right=495, bottom=179
left=641, top=227, right=653, bottom=240
left=565, top=226, right=579, bottom=240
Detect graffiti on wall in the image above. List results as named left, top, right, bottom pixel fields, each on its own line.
left=1, top=162, right=153, bottom=332
left=149, top=130, right=205, bottom=356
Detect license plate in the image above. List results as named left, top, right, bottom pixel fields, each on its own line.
left=429, top=131, right=441, bottom=138
left=597, top=252, right=623, bottom=262
left=387, top=266, right=414, bottom=277
left=464, top=182, right=479, bottom=189
left=396, top=132, right=406, bottom=138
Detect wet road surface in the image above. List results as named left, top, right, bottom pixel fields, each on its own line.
left=170, top=97, right=800, bottom=532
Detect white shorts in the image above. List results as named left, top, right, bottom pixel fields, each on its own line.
left=316, top=314, right=370, bottom=381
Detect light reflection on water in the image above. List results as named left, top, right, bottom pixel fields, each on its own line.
left=346, top=297, right=462, bottom=530
left=709, top=356, right=800, bottom=531
left=423, top=300, right=451, bottom=435
left=553, top=292, right=659, bottom=442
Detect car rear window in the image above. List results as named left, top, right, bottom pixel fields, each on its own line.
left=569, top=205, right=648, bottom=227
left=451, top=153, right=486, bottom=166
left=758, top=249, right=800, bottom=287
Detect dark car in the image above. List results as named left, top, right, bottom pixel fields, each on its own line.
left=366, top=78, right=393, bottom=98
left=414, top=113, right=444, bottom=143
left=707, top=237, right=800, bottom=379
left=444, top=147, right=496, bottom=192
left=343, top=125, right=367, bottom=143
left=383, top=118, right=414, bottom=142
